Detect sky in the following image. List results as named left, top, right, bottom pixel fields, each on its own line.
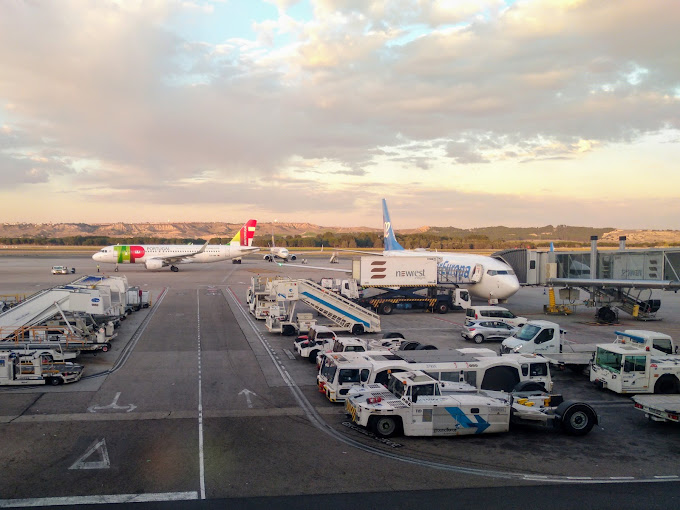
left=1, top=0, right=679, bottom=229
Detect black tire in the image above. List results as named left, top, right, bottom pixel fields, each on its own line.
left=512, top=381, right=546, bottom=393
left=558, top=402, right=597, bottom=436
left=102, top=344, right=110, bottom=352
left=282, top=325, right=296, bottom=336
left=308, top=350, right=319, bottom=363
left=382, top=332, right=405, bottom=340
left=48, top=377, right=61, bottom=386
left=372, top=416, right=399, bottom=438
left=473, top=334, right=484, bottom=344
left=379, top=303, right=393, bottom=315
left=351, top=324, right=365, bottom=335
left=654, top=375, right=679, bottom=394
left=436, top=302, right=449, bottom=314
left=114, top=267, right=119, bottom=272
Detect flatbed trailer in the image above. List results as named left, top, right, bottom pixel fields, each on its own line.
left=632, top=395, right=680, bottom=423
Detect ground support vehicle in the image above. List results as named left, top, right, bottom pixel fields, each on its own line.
left=318, top=350, right=552, bottom=402
left=264, top=279, right=380, bottom=335
left=462, top=320, right=517, bottom=344
left=0, top=351, right=83, bottom=386
left=632, top=395, right=680, bottom=423
left=500, top=320, right=595, bottom=369
left=51, top=266, right=69, bottom=275
left=2, top=325, right=113, bottom=354
left=356, top=286, right=470, bottom=315
left=0, top=342, right=78, bottom=361
left=246, top=276, right=284, bottom=320
left=351, top=256, right=472, bottom=315
left=315, top=337, right=368, bottom=367
left=590, top=342, right=680, bottom=394
left=345, top=370, right=598, bottom=438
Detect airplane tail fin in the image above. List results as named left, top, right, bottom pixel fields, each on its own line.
left=382, top=199, right=404, bottom=251
left=230, top=219, right=257, bottom=247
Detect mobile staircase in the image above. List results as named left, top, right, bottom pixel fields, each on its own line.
left=584, top=286, right=661, bottom=323
left=265, top=279, right=381, bottom=335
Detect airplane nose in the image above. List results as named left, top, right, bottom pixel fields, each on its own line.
left=501, top=277, right=521, bottom=299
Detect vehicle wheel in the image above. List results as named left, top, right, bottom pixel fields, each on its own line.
left=171, top=266, right=179, bottom=272
left=379, top=303, right=393, bottom=315
left=114, top=267, right=119, bottom=272
left=558, top=402, right=597, bottom=436
left=308, top=350, right=319, bottom=363
left=473, top=334, right=484, bottom=344
left=48, top=377, right=61, bottom=386
left=654, top=375, right=679, bottom=394
left=512, top=381, right=546, bottom=393
left=372, top=416, right=399, bottom=438
left=102, top=344, right=110, bottom=352
left=436, top=302, right=449, bottom=314
left=282, top=325, right=296, bottom=336
left=351, top=324, right=365, bottom=335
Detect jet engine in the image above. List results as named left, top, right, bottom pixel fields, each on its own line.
left=145, top=259, right=164, bottom=270
left=289, top=254, right=297, bottom=261
left=264, top=254, right=273, bottom=262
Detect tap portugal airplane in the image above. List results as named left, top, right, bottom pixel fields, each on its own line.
left=380, top=200, right=520, bottom=302
left=92, top=219, right=259, bottom=272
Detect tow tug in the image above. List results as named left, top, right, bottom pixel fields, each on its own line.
left=345, top=370, right=598, bottom=438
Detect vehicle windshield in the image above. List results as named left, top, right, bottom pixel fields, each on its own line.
left=320, top=363, right=337, bottom=382
left=338, top=369, right=361, bottom=384
left=388, top=376, right=406, bottom=398
left=595, top=347, right=622, bottom=373
left=515, top=324, right=541, bottom=341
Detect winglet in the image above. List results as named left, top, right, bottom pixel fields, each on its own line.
left=382, top=199, right=404, bottom=251
left=230, top=219, right=258, bottom=247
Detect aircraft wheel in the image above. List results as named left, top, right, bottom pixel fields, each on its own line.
left=171, top=266, right=179, bottom=272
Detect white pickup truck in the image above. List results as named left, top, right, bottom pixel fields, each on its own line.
left=500, top=320, right=596, bottom=369
left=345, top=370, right=598, bottom=438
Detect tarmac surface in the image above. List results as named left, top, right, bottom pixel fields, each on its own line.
left=1, top=253, right=679, bottom=508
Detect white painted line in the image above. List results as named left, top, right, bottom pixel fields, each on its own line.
left=654, top=475, right=679, bottom=479
left=284, top=349, right=296, bottom=360
left=87, top=392, right=136, bottom=413
left=609, top=477, right=635, bottom=480
left=0, top=492, right=198, bottom=508
left=69, top=439, right=110, bottom=470
left=239, top=389, right=257, bottom=409
left=196, top=289, right=206, bottom=500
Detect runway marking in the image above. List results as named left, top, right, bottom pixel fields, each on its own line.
left=226, top=286, right=680, bottom=486
left=0, top=492, right=198, bottom=507
left=87, top=392, right=136, bottom=413
left=239, top=389, right=257, bottom=408
left=69, top=438, right=110, bottom=470
left=196, top=289, right=206, bottom=500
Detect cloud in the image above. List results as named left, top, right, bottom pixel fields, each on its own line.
left=0, top=0, right=678, bottom=226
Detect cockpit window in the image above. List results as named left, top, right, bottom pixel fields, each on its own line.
left=487, top=269, right=515, bottom=276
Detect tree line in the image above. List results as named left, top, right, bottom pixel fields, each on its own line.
left=1, top=234, right=675, bottom=250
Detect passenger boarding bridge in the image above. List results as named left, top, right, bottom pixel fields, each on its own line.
left=493, top=238, right=680, bottom=320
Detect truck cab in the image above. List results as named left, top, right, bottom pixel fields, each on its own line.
left=501, top=320, right=564, bottom=355
left=612, top=330, right=676, bottom=355
left=590, top=343, right=680, bottom=394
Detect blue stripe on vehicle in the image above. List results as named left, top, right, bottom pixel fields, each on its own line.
left=445, top=407, right=490, bottom=434
left=301, top=291, right=370, bottom=328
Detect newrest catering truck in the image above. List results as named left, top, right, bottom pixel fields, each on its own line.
left=318, top=350, right=552, bottom=402
left=352, top=256, right=471, bottom=315
left=590, top=331, right=680, bottom=394
left=345, top=370, right=598, bottom=438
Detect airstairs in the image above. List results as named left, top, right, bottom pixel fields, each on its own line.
left=265, top=279, right=381, bottom=335
left=0, top=289, right=73, bottom=335
left=587, top=286, right=661, bottom=322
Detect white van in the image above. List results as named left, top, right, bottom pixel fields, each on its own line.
left=465, top=306, right=527, bottom=328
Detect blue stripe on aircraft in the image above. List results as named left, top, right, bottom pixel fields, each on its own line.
left=445, top=407, right=490, bottom=434
left=300, top=291, right=370, bottom=328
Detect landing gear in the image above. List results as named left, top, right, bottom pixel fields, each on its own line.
left=170, top=265, right=179, bottom=272
left=114, top=265, right=119, bottom=272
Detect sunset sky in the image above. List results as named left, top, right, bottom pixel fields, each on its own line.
left=1, top=0, right=679, bottom=229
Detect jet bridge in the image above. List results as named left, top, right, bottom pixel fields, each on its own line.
left=264, top=279, right=381, bottom=335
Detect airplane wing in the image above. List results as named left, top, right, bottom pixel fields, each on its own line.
left=548, top=278, right=680, bottom=290
left=156, top=239, right=212, bottom=265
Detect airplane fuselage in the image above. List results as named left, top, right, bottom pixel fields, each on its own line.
left=383, top=250, right=520, bottom=301
left=93, top=244, right=258, bottom=268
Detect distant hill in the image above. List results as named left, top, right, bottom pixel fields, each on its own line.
left=1, top=222, right=678, bottom=246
